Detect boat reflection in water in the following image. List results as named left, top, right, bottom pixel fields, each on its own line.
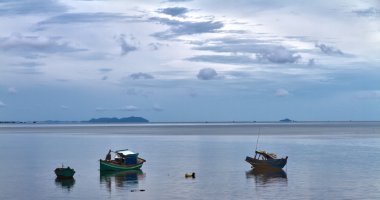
left=55, top=177, right=75, bottom=192
left=100, top=169, right=145, bottom=193
left=246, top=168, right=287, bottom=186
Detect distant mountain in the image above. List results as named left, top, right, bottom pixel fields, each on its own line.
left=279, top=118, right=294, bottom=122
left=88, top=116, right=149, bottom=123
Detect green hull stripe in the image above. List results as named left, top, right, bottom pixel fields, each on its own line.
left=100, top=160, right=143, bottom=171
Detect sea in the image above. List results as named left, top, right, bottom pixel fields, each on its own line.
left=0, top=122, right=380, bottom=200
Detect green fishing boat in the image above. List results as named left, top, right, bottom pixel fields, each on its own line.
left=100, top=149, right=146, bottom=171
left=54, top=165, right=75, bottom=179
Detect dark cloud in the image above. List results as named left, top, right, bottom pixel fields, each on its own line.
left=116, top=34, right=138, bottom=56
left=0, top=33, right=86, bottom=57
left=0, top=0, right=68, bottom=15
left=315, top=43, right=344, bottom=56
left=159, top=7, right=189, bottom=17
left=353, top=7, right=380, bottom=17
left=197, top=68, right=218, bottom=80
left=150, top=17, right=223, bottom=39
left=38, top=12, right=140, bottom=25
left=101, top=75, right=108, bottom=80
left=130, top=72, right=154, bottom=80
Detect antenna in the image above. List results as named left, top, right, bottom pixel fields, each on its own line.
left=254, top=127, right=261, bottom=152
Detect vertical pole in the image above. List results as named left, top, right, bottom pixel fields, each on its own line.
left=255, top=127, right=261, bottom=152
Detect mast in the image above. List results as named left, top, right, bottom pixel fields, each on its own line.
left=254, top=127, right=261, bottom=152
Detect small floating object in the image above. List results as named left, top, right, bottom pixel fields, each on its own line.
left=131, top=189, right=145, bottom=192
left=55, top=165, right=75, bottom=179
left=185, top=172, right=195, bottom=178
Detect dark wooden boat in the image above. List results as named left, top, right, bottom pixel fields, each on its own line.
left=100, top=149, right=146, bottom=171
left=54, top=166, right=75, bottom=179
left=245, top=150, right=288, bottom=169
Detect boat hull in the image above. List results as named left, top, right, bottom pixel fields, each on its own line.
left=99, top=159, right=144, bottom=171
left=55, top=167, right=75, bottom=179
left=245, top=156, right=287, bottom=169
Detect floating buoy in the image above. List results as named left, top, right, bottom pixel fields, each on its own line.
left=185, top=172, right=195, bottom=178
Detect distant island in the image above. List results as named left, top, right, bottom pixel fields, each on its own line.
left=0, top=116, right=149, bottom=124
left=279, top=118, right=294, bottom=122
left=88, top=116, right=149, bottom=123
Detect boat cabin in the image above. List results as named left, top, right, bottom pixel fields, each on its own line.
left=254, top=150, right=277, bottom=160
left=114, top=149, right=139, bottom=165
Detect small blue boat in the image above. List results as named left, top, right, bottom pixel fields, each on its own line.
left=245, top=150, right=288, bottom=169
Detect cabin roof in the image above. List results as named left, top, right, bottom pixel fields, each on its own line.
left=255, top=150, right=277, bottom=159
left=115, top=149, right=137, bottom=157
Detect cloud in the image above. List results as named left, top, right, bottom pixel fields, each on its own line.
left=38, top=12, right=140, bottom=26
left=353, top=7, right=380, bottom=18
left=13, top=62, right=43, bottom=68
left=129, top=72, right=154, bottom=80
left=188, top=89, right=198, bottom=97
left=101, top=75, right=108, bottom=80
left=315, top=43, right=344, bottom=56
left=197, top=68, right=219, bottom=80
left=0, top=0, right=68, bottom=15
left=158, top=7, right=189, bottom=17
left=116, top=34, right=138, bottom=56
left=256, top=46, right=301, bottom=64
left=308, top=58, right=315, bottom=66
left=99, top=68, right=113, bottom=73
left=153, top=104, right=163, bottom=111
left=10, top=62, right=44, bottom=74
left=226, top=71, right=251, bottom=78
left=0, top=100, right=5, bottom=107
left=191, top=37, right=301, bottom=64
left=188, top=55, right=255, bottom=65
left=148, top=42, right=167, bottom=50
left=356, top=90, right=380, bottom=99
left=60, top=105, right=69, bottom=110
left=125, top=88, right=149, bottom=97
left=165, top=0, right=192, bottom=2
left=150, top=17, right=223, bottom=39
left=121, top=105, right=139, bottom=111
left=0, top=33, right=86, bottom=57
left=276, top=89, right=290, bottom=97
left=95, top=107, right=106, bottom=111
left=8, top=87, right=17, bottom=94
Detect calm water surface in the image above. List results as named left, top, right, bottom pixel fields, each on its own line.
left=0, top=122, right=380, bottom=200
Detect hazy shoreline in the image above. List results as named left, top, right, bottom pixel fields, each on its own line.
left=1, top=121, right=379, bottom=136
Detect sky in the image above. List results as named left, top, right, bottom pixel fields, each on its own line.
left=0, top=0, right=379, bottom=122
